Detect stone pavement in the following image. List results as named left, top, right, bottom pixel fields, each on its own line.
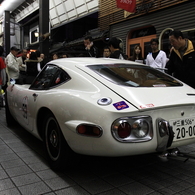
left=1, top=107, right=195, bottom=194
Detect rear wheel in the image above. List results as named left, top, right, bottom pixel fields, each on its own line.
left=43, top=113, right=74, bottom=170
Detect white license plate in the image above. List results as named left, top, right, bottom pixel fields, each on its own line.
left=169, top=118, right=195, bottom=140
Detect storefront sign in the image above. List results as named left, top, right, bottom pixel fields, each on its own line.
left=124, top=0, right=154, bottom=18
left=136, top=1, right=154, bottom=13
left=116, top=0, right=136, bottom=13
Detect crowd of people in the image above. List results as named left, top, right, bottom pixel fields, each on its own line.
left=0, top=29, right=195, bottom=99
left=3, top=48, right=48, bottom=85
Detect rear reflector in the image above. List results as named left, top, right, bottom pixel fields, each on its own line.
left=77, top=124, right=102, bottom=137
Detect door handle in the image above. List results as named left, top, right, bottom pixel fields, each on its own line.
left=32, top=93, right=38, bottom=101
left=33, top=93, right=38, bottom=97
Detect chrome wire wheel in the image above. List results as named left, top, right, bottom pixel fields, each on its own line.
left=43, top=113, right=78, bottom=170
left=45, top=116, right=61, bottom=161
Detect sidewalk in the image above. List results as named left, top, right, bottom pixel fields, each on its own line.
left=1, top=107, right=195, bottom=194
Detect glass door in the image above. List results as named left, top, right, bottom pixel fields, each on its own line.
left=128, top=35, right=156, bottom=60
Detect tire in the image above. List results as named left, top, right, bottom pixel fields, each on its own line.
left=5, top=93, right=17, bottom=126
left=43, top=113, right=73, bottom=170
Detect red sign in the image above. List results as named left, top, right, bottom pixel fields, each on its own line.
left=116, top=0, right=136, bottom=13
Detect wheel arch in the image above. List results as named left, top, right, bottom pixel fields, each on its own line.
left=37, top=107, right=54, bottom=139
left=37, top=107, right=77, bottom=170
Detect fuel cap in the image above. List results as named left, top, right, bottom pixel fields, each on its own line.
left=97, top=97, right=112, bottom=105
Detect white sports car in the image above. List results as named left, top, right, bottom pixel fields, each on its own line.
left=5, top=57, right=195, bottom=170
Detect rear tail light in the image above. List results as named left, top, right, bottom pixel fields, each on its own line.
left=118, top=122, right=131, bottom=138
left=111, top=116, right=153, bottom=142
left=132, top=119, right=149, bottom=138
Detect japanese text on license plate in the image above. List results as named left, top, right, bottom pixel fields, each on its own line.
left=170, top=118, right=195, bottom=140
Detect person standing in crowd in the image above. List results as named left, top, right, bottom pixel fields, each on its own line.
left=17, top=49, right=28, bottom=84
left=0, top=46, right=6, bottom=90
left=36, top=50, right=46, bottom=70
left=84, top=36, right=98, bottom=57
left=52, top=53, right=59, bottom=60
left=40, top=53, right=45, bottom=60
left=166, top=30, right=195, bottom=88
left=129, top=45, right=145, bottom=64
left=103, top=46, right=111, bottom=58
left=146, top=38, right=167, bottom=71
left=108, top=37, right=127, bottom=59
left=39, top=52, right=49, bottom=68
left=61, top=53, right=68, bottom=58
left=5, top=46, right=20, bottom=84
left=25, top=52, right=40, bottom=84
left=36, top=50, right=42, bottom=62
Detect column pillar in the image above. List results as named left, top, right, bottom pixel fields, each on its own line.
left=4, top=11, right=10, bottom=56
left=39, top=0, right=49, bottom=59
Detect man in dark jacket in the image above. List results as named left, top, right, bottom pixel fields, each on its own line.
left=83, top=36, right=98, bottom=57
left=108, top=37, right=127, bottom=59
left=166, top=30, right=195, bottom=88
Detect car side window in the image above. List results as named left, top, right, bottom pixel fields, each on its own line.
left=50, top=70, right=70, bottom=88
left=29, top=64, right=70, bottom=90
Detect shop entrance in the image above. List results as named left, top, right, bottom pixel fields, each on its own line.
left=127, top=26, right=156, bottom=59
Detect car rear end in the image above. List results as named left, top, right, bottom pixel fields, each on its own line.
left=72, top=59, right=195, bottom=156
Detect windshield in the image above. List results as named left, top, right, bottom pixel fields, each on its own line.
left=87, top=64, right=182, bottom=87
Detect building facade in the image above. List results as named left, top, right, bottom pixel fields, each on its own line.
left=0, top=0, right=102, bottom=57
left=0, top=0, right=194, bottom=58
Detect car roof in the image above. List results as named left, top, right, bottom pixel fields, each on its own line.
left=48, top=57, right=144, bottom=68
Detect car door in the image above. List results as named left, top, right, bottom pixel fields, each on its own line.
left=11, top=64, right=66, bottom=131
left=22, top=64, right=70, bottom=132
left=13, top=85, right=39, bottom=131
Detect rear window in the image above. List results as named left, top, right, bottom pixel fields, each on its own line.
left=87, top=64, right=182, bottom=87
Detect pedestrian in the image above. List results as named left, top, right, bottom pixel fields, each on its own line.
left=52, top=53, right=59, bottom=60
left=166, top=30, right=195, bottom=88
left=17, top=49, right=28, bottom=84
left=146, top=38, right=167, bottom=71
left=129, top=45, right=145, bottom=64
left=40, top=53, right=45, bottom=60
left=36, top=50, right=46, bottom=70
left=108, top=37, right=127, bottom=59
left=0, top=46, right=6, bottom=91
left=61, top=53, right=68, bottom=58
left=39, top=52, right=49, bottom=68
left=83, top=35, right=98, bottom=57
left=5, top=46, right=20, bottom=84
left=103, top=46, right=111, bottom=58
left=25, top=52, right=40, bottom=84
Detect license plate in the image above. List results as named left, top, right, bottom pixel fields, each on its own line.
left=169, top=118, right=195, bottom=140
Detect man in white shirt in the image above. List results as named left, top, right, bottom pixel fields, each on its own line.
left=5, top=46, right=20, bottom=84
left=17, top=49, right=28, bottom=84
left=146, top=38, right=167, bottom=72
